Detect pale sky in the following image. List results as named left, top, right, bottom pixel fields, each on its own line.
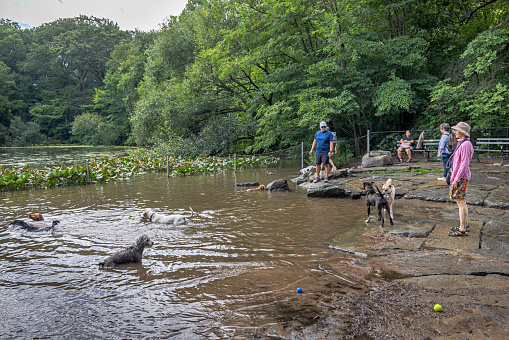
left=1, top=0, right=189, bottom=31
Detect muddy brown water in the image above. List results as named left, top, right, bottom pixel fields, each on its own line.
left=0, top=168, right=366, bottom=338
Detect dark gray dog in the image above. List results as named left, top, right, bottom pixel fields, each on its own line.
left=10, top=219, right=59, bottom=232
left=99, top=234, right=154, bottom=268
left=363, top=181, right=393, bottom=228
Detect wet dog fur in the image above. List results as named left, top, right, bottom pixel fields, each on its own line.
left=381, top=178, right=396, bottom=220
left=142, top=207, right=194, bottom=225
left=99, top=234, right=154, bottom=268
left=10, top=219, right=59, bottom=232
left=29, top=213, right=44, bottom=221
left=246, top=184, right=265, bottom=192
left=363, top=181, right=393, bottom=228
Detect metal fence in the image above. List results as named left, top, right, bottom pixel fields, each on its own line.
left=233, top=134, right=369, bottom=173
left=233, top=126, right=509, bottom=171
left=367, top=127, right=509, bottom=159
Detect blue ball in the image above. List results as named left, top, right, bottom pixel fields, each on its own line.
left=296, top=287, right=303, bottom=293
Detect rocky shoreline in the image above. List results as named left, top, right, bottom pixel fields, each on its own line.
left=271, top=158, right=509, bottom=339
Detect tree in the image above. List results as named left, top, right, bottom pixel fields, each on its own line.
left=19, top=16, right=130, bottom=143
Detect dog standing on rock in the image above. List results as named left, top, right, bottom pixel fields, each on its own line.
left=381, top=178, right=396, bottom=220
left=363, top=181, right=393, bottom=228
left=99, top=234, right=154, bottom=268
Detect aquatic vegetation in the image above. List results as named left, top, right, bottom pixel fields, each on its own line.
left=0, top=155, right=279, bottom=192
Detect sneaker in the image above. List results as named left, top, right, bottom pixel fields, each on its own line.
left=437, top=177, right=446, bottom=181
left=313, top=178, right=320, bottom=183
left=324, top=177, right=329, bottom=183
left=332, top=166, right=337, bottom=171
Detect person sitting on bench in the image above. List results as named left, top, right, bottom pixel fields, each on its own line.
left=397, top=130, right=415, bottom=163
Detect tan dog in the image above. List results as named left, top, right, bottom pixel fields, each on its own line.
left=246, top=184, right=265, bottom=192
left=29, top=213, right=44, bottom=221
left=381, top=179, right=396, bottom=220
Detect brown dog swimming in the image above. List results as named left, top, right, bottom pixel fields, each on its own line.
left=29, top=213, right=44, bottom=221
left=246, top=184, right=265, bottom=192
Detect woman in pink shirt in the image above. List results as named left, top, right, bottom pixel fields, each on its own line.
left=448, top=122, right=474, bottom=237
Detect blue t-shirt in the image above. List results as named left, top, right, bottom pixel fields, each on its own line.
left=438, top=132, right=450, bottom=156
left=314, top=130, right=333, bottom=154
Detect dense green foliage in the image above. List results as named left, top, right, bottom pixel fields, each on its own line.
left=1, top=1, right=508, bottom=155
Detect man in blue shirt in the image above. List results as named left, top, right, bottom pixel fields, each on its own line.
left=309, top=121, right=334, bottom=183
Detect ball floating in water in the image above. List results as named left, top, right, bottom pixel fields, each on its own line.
left=434, top=304, right=442, bottom=312
left=296, top=287, right=303, bottom=293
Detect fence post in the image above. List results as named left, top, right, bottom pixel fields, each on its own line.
left=301, top=142, right=304, bottom=170
left=367, top=130, right=370, bottom=154
left=234, top=153, right=237, bottom=172
left=166, top=156, right=169, bottom=177
left=86, top=159, right=90, bottom=184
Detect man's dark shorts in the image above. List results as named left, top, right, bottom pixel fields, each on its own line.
left=315, top=153, right=330, bottom=165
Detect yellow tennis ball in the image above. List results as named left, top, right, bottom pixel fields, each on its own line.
left=434, top=304, right=442, bottom=312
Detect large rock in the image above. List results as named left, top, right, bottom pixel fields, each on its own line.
left=291, top=166, right=315, bottom=185
left=362, top=150, right=393, bottom=168
left=297, top=165, right=316, bottom=176
left=267, top=179, right=289, bottom=192
left=307, top=184, right=361, bottom=198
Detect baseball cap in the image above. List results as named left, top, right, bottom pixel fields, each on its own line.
left=320, top=121, right=327, bottom=127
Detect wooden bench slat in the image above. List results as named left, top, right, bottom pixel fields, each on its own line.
left=477, top=138, right=509, bottom=141
left=475, top=138, right=509, bottom=165
left=476, top=142, right=509, bottom=145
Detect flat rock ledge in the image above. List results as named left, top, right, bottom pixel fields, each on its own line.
left=290, top=161, right=509, bottom=276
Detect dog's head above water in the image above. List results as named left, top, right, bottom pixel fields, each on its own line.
left=29, top=213, right=44, bottom=221
left=137, top=234, right=154, bottom=248
left=141, top=208, right=155, bottom=221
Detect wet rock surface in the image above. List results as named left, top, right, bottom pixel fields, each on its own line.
left=266, top=159, right=509, bottom=339
left=266, top=178, right=289, bottom=192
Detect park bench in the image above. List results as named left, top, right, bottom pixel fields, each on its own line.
left=395, top=139, right=440, bottom=162
left=475, top=138, right=509, bottom=165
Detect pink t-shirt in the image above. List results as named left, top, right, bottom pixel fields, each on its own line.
left=451, top=139, right=474, bottom=183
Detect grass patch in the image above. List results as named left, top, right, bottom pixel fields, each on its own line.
left=365, top=167, right=442, bottom=175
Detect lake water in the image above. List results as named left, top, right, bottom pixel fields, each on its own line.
left=0, top=146, right=138, bottom=167
left=0, top=150, right=365, bottom=338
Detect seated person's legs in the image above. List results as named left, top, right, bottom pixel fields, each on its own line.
left=397, top=147, right=403, bottom=161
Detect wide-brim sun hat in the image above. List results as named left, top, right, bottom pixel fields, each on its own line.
left=320, top=121, right=327, bottom=127
left=451, top=122, right=471, bottom=138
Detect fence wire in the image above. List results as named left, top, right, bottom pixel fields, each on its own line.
left=233, top=134, right=369, bottom=173
left=369, top=127, right=509, bottom=160
left=232, top=126, right=509, bottom=171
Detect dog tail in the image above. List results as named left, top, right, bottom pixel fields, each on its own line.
left=375, top=185, right=384, bottom=198
left=183, top=207, right=194, bottom=218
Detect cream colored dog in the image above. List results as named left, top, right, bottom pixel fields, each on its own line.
left=142, top=208, right=194, bottom=225
left=381, top=179, right=396, bottom=220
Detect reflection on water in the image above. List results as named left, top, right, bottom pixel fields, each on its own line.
left=0, top=168, right=365, bottom=338
left=0, top=146, right=138, bottom=167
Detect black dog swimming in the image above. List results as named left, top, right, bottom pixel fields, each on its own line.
left=9, top=219, right=60, bottom=232
left=363, top=181, right=393, bottom=228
